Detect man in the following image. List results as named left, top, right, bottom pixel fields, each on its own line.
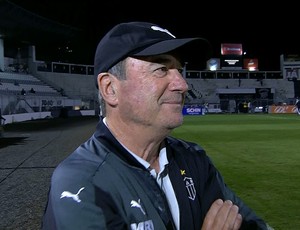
left=42, top=22, right=272, bottom=229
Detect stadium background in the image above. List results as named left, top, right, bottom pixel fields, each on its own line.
left=0, top=1, right=300, bottom=229
left=1, top=0, right=300, bottom=123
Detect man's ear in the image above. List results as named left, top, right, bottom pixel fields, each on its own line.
left=97, top=73, right=118, bottom=106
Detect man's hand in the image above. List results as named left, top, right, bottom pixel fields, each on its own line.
left=201, top=199, right=242, bottom=230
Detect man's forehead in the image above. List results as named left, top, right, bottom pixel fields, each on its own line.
left=131, top=53, right=183, bottom=65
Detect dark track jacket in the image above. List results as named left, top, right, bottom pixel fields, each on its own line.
left=42, top=118, right=269, bottom=230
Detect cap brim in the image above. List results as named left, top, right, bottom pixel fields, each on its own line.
left=131, top=37, right=212, bottom=69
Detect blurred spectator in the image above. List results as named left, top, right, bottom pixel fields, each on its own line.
left=0, top=109, right=5, bottom=125
left=295, top=97, right=300, bottom=115
left=30, top=88, right=36, bottom=93
left=59, top=88, right=65, bottom=96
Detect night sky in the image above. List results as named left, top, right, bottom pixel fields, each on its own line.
left=7, top=0, right=300, bottom=71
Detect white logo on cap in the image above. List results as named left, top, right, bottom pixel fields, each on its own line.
left=151, top=26, right=176, bottom=38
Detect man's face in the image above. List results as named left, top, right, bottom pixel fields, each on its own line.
left=115, top=54, right=188, bottom=132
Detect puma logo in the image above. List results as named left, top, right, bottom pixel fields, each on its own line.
left=60, top=187, right=85, bottom=203
left=130, top=199, right=146, bottom=215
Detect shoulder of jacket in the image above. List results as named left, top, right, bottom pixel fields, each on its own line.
left=166, top=136, right=205, bottom=153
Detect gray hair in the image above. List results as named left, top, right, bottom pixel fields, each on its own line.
left=98, top=59, right=127, bottom=117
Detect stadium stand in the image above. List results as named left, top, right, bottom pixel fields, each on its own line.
left=0, top=0, right=97, bottom=123
left=0, top=0, right=299, bottom=123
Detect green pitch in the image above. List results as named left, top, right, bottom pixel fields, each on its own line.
left=171, top=114, right=300, bottom=230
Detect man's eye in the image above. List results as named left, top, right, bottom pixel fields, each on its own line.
left=153, top=67, right=168, bottom=77
left=157, top=67, right=168, bottom=73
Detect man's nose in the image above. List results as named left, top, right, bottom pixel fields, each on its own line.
left=169, top=70, right=188, bottom=92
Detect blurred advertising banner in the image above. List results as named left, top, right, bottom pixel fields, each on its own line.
left=221, top=43, right=243, bottom=56
left=268, top=105, right=297, bottom=114
left=182, top=105, right=204, bottom=115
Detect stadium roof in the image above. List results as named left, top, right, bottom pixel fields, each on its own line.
left=0, top=0, right=83, bottom=45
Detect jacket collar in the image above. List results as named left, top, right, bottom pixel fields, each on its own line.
left=94, top=117, right=147, bottom=168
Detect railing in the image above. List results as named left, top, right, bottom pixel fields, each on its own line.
left=34, top=61, right=283, bottom=79
left=35, top=61, right=94, bottom=75
left=186, top=70, right=282, bottom=79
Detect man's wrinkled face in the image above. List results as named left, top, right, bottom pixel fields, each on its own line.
left=116, top=54, right=188, bottom=131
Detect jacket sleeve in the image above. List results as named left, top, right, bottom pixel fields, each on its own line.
left=41, top=165, right=107, bottom=229
left=41, top=149, right=127, bottom=230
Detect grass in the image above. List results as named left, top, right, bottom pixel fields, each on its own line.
left=171, top=114, right=300, bottom=230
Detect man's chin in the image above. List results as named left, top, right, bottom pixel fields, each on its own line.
left=164, top=116, right=184, bottom=130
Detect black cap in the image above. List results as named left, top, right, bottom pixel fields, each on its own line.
left=94, top=21, right=211, bottom=77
